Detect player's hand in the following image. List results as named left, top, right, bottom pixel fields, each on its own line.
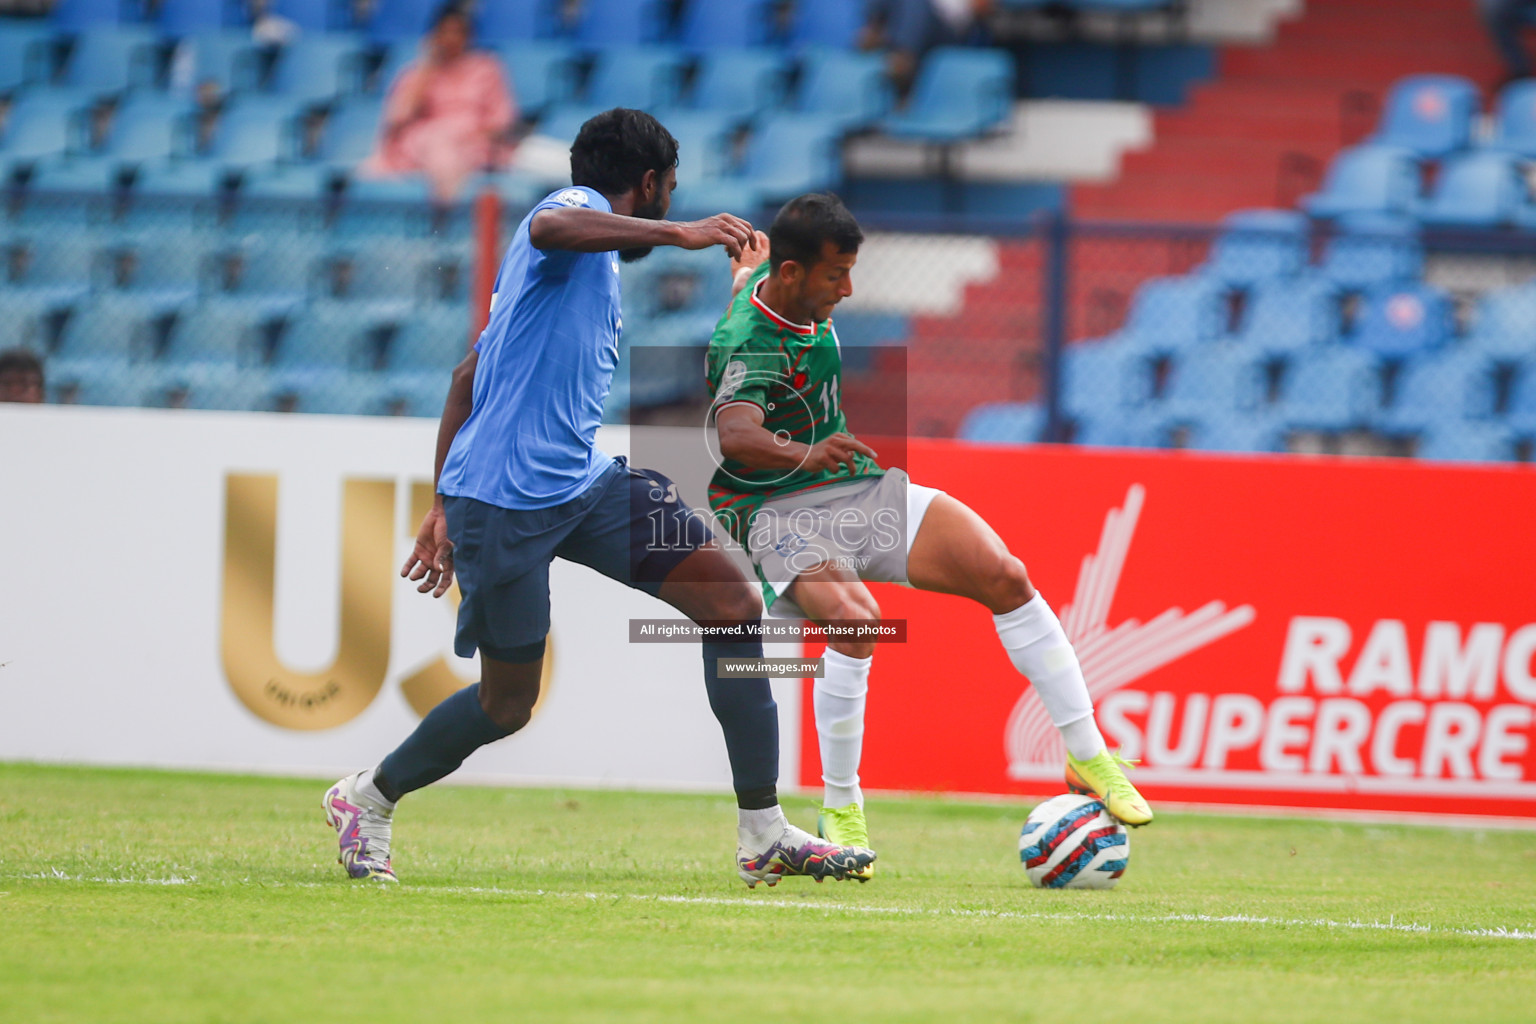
left=731, top=229, right=770, bottom=277
left=674, top=214, right=755, bottom=258
left=805, top=432, right=878, bottom=476
left=401, top=502, right=456, bottom=598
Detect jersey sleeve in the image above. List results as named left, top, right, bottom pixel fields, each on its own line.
left=527, top=187, right=604, bottom=277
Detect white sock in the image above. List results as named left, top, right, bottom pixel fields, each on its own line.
left=356, top=768, right=395, bottom=811
left=815, top=649, right=872, bottom=809
left=993, top=593, right=1106, bottom=762
left=738, top=805, right=788, bottom=853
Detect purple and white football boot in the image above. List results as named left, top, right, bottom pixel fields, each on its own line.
left=737, top=822, right=875, bottom=888
left=323, top=772, right=397, bottom=883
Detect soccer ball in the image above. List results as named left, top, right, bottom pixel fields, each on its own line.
left=1018, top=793, right=1129, bottom=889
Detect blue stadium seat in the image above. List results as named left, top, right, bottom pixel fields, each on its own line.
left=1465, top=282, right=1536, bottom=361
left=663, top=110, right=737, bottom=192
left=1118, top=274, right=1228, bottom=353
left=572, top=0, right=672, bottom=48
left=882, top=48, right=1013, bottom=143
left=220, top=232, right=328, bottom=308
left=1370, top=75, right=1479, bottom=159
left=33, top=94, right=193, bottom=191
left=678, top=0, right=776, bottom=51
left=55, top=26, right=163, bottom=99
left=1374, top=350, right=1497, bottom=435
left=787, top=0, right=864, bottom=49
left=53, top=294, right=179, bottom=374
left=271, top=301, right=385, bottom=373
left=174, top=30, right=257, bottom=93
left=535, top=47, right=686, bottom=138
left=1487, top=79, right=1536, bottom=159
left=157, top=0, right=234, bottom=34
left=1417, top=422, right=1518, bottom=462
left=270, top=0, right=343, bottom=33
left=731, top=112, right=842, bottom=204
left=1317, top=214, right=1423, bottom=288
left=682, top=49, right=788, bottom=124
left=1180, top=412, right=1288, bottom=454
left=1508, top=364, right=1536, bottom=432
left=0, top=20, right=55, bottom=95
left=1200, top=209, right=1309, bottom=285
left=1415, top=150, right=1528, bottom=228
left=364, top=0, right=437, bottom=44
left=51, top=0, right=137, bottom=32
left=264, top=34, right=366, bottom=105
left=495, top=42, right=579, bottom=116
left=1155, top=344, right=1266, bottom=420
left=1071, top=408, right=1166, bottom=448
left=313, top=96, right=382, bottom=170
left=476, top=0, right=557, bottom=43
left=130, top=99, right=299, bottom=195
left=1273, top=346, right=1380, bottom=431
left=50, top=364, right=162, bottom=408
left=792, top=50, right=894, bottom=131
left=1300, top=145, right=1421, bottom=219
left=386, top=304, right=467, bottom=374
left=103, top=226, right=215, bottom=307
left=1060, top=339, right=1154, bottom=420
left=1, top=93, right=92, bottom=181
left=1233, top=275, right=1340, bottom=355
left=1352, top=283, right=1452, bottom=359
left=148, top=365, right=274, bottom=411
left=158, top=298, right=280, bottom=370
left=958, top=402, right=1047, bottom=444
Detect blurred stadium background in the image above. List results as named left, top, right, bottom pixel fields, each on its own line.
left=4, top=0, right=1534, bottom=464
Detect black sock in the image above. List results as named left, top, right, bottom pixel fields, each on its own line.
left=701, top=637, right=779, bottom=810
left=374, top=683, right=512, bottom=802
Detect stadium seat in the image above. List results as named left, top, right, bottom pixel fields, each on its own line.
left=787, top=0, right=865, bottom=49
left=681, top=49, right=789, bottom=124
left=882, top=48, right=1014, bottom=143
left=1179, top=412, right=1288, bottom=454
left=271, top=301, right=386, bottom=374
left=53, top=294, right=180, bottom=375
left=1273, top=346, right=1381, bottom=431
left=174, top=31, right=257, bottom=94
left=49, top=364, right=161, bottom=407
left=386, top=304, right=467, bottom=375
left=219, top=232, right=328, bottom=309
left=1071, top=408, right=1166, bottom=448
left=1464, top=282, right=1536, bottom=361
left=1300, top=145, right=1421, bottom=219
left=572, top=0, right=672, bottom=48
left=1233, top=275, right=1340, bottom=355
left=102, top=226, right=216, bottom=308
left=1117, top=274, right=1228, bottom=353
left=678, top=0, right=776, bottom=51
left=157, top=0, right=234, bottom=34
left=1317, top=214, right=1423, bottom=289
left=792, top=50, right=894, bottom=132
left=312, top=96, right=383, bottom=170
left=494, top=42, right=579, bottom=117
left=724, top=112, right=843, bottom=207
left=1508, top=365, right=1536, bottom=432
left=1352, top=283, right=1452, bottom=359
left=1370, top=74, right=1480, bottom=158
left=54, top=26, right=163, bottom=101
left=1060, top=339, right=1154, bottom=420
left=364, top=0, right=438, bottom=44
left=264, top=34, right=366, bottom=106
left=270, top=0, right=342, bottom=33
left=1200, top=209, right=1309, bottom=286
left=662, top=111, right=737, bottom=193
left=1417, top=421, right=1518, bottom=462
left=157, top=298, right=282, bottom=370
left=0, top=93, right=93, bottom=182
left=0, top=20, right=55, bottom=95
left=476, top=0, right=557, bottom=43
left=1486, top=79, right=1536, bottom=159
left=51, top=0, right=134, bottom=32
left=1374, top=350, right=1497, bottom=435
left=1154, top=344, right=1267, bottom=420
left=958, top=402, right=1047, bottom=444
left=32, top=94, right=193, bottom=192
left=536, top=47, right=687, bottom=139
left=1415, top=150, right=1528, bottom=228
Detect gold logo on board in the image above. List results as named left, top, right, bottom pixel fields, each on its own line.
left=221, top=475, right=552, bottom=731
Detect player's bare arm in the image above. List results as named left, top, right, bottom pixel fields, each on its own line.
left=401, top=350, right=477, bottom=598
left=730, top=229, right=770, bottom=296
left=531, top=206, right=755, bottom=258
left=715, top=402, right=877, bottom=474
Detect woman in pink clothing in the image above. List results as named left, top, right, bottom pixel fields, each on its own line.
left=362, top=3, right=517, bottom=200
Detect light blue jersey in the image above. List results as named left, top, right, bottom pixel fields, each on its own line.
left=439, top=186, right=623, bottom=510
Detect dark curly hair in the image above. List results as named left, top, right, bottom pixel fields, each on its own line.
left=570, top=108, right=679, bottom=198
left=768, top=193, right=864, bottom=272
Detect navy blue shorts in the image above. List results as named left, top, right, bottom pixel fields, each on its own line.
left=443, top=457, right=716, bottom=662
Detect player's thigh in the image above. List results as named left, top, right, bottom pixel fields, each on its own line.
left=443, top=496, right=555, bottom=660
left=906, top=493, right=1035, bottom=610
left=787, top=560, right=880, bottom=623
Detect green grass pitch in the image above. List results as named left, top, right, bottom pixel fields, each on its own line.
left=2, top=763, right=1534, bottom=1023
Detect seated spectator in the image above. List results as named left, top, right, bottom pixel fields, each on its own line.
left=863, top=0, right=996, bottom=96
left=0, top=349, right=44, bottom=404
left=359, top=2, right=518, bottom=201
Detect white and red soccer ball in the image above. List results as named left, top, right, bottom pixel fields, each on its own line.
left=1019, top=794, right=1129, bottom=889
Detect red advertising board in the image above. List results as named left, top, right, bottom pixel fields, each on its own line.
left=799, top=441, right=1536, bottom=821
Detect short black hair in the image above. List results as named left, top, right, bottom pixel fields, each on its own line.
left=768, top=193, right=864, bottom=272
left=0, top=348, right=43, bottom=379
left=570, top=108, right=678, bottom=198
left=430, top=1, right=470, bottom=32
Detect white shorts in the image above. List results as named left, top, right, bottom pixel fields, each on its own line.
left=745, top=468, right=945, bottom=618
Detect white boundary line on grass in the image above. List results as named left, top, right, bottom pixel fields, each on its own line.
left=14, top=871, right=1536, bottom=941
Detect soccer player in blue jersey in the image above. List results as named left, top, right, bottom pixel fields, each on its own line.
left=322, top=109, right=874, bottom=888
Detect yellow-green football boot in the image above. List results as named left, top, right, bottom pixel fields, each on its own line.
left=1065, top=750, right=1154, bottom=827
left=817, top=803, right=875, bottom=880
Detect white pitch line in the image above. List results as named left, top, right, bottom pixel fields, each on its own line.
left=11, top=872, right=1536, bottom=941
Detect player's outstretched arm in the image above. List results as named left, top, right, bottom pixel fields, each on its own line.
left=530, top=207, right=755, bottom=258
left=730, top=229, right=770, bottom=297
left=716, top=403, right=877, bottom=475
left=401, top=351, right=477, bottom=598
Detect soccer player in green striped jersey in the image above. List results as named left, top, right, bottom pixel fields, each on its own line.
left=704, top=196, right=1152, bottom=871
